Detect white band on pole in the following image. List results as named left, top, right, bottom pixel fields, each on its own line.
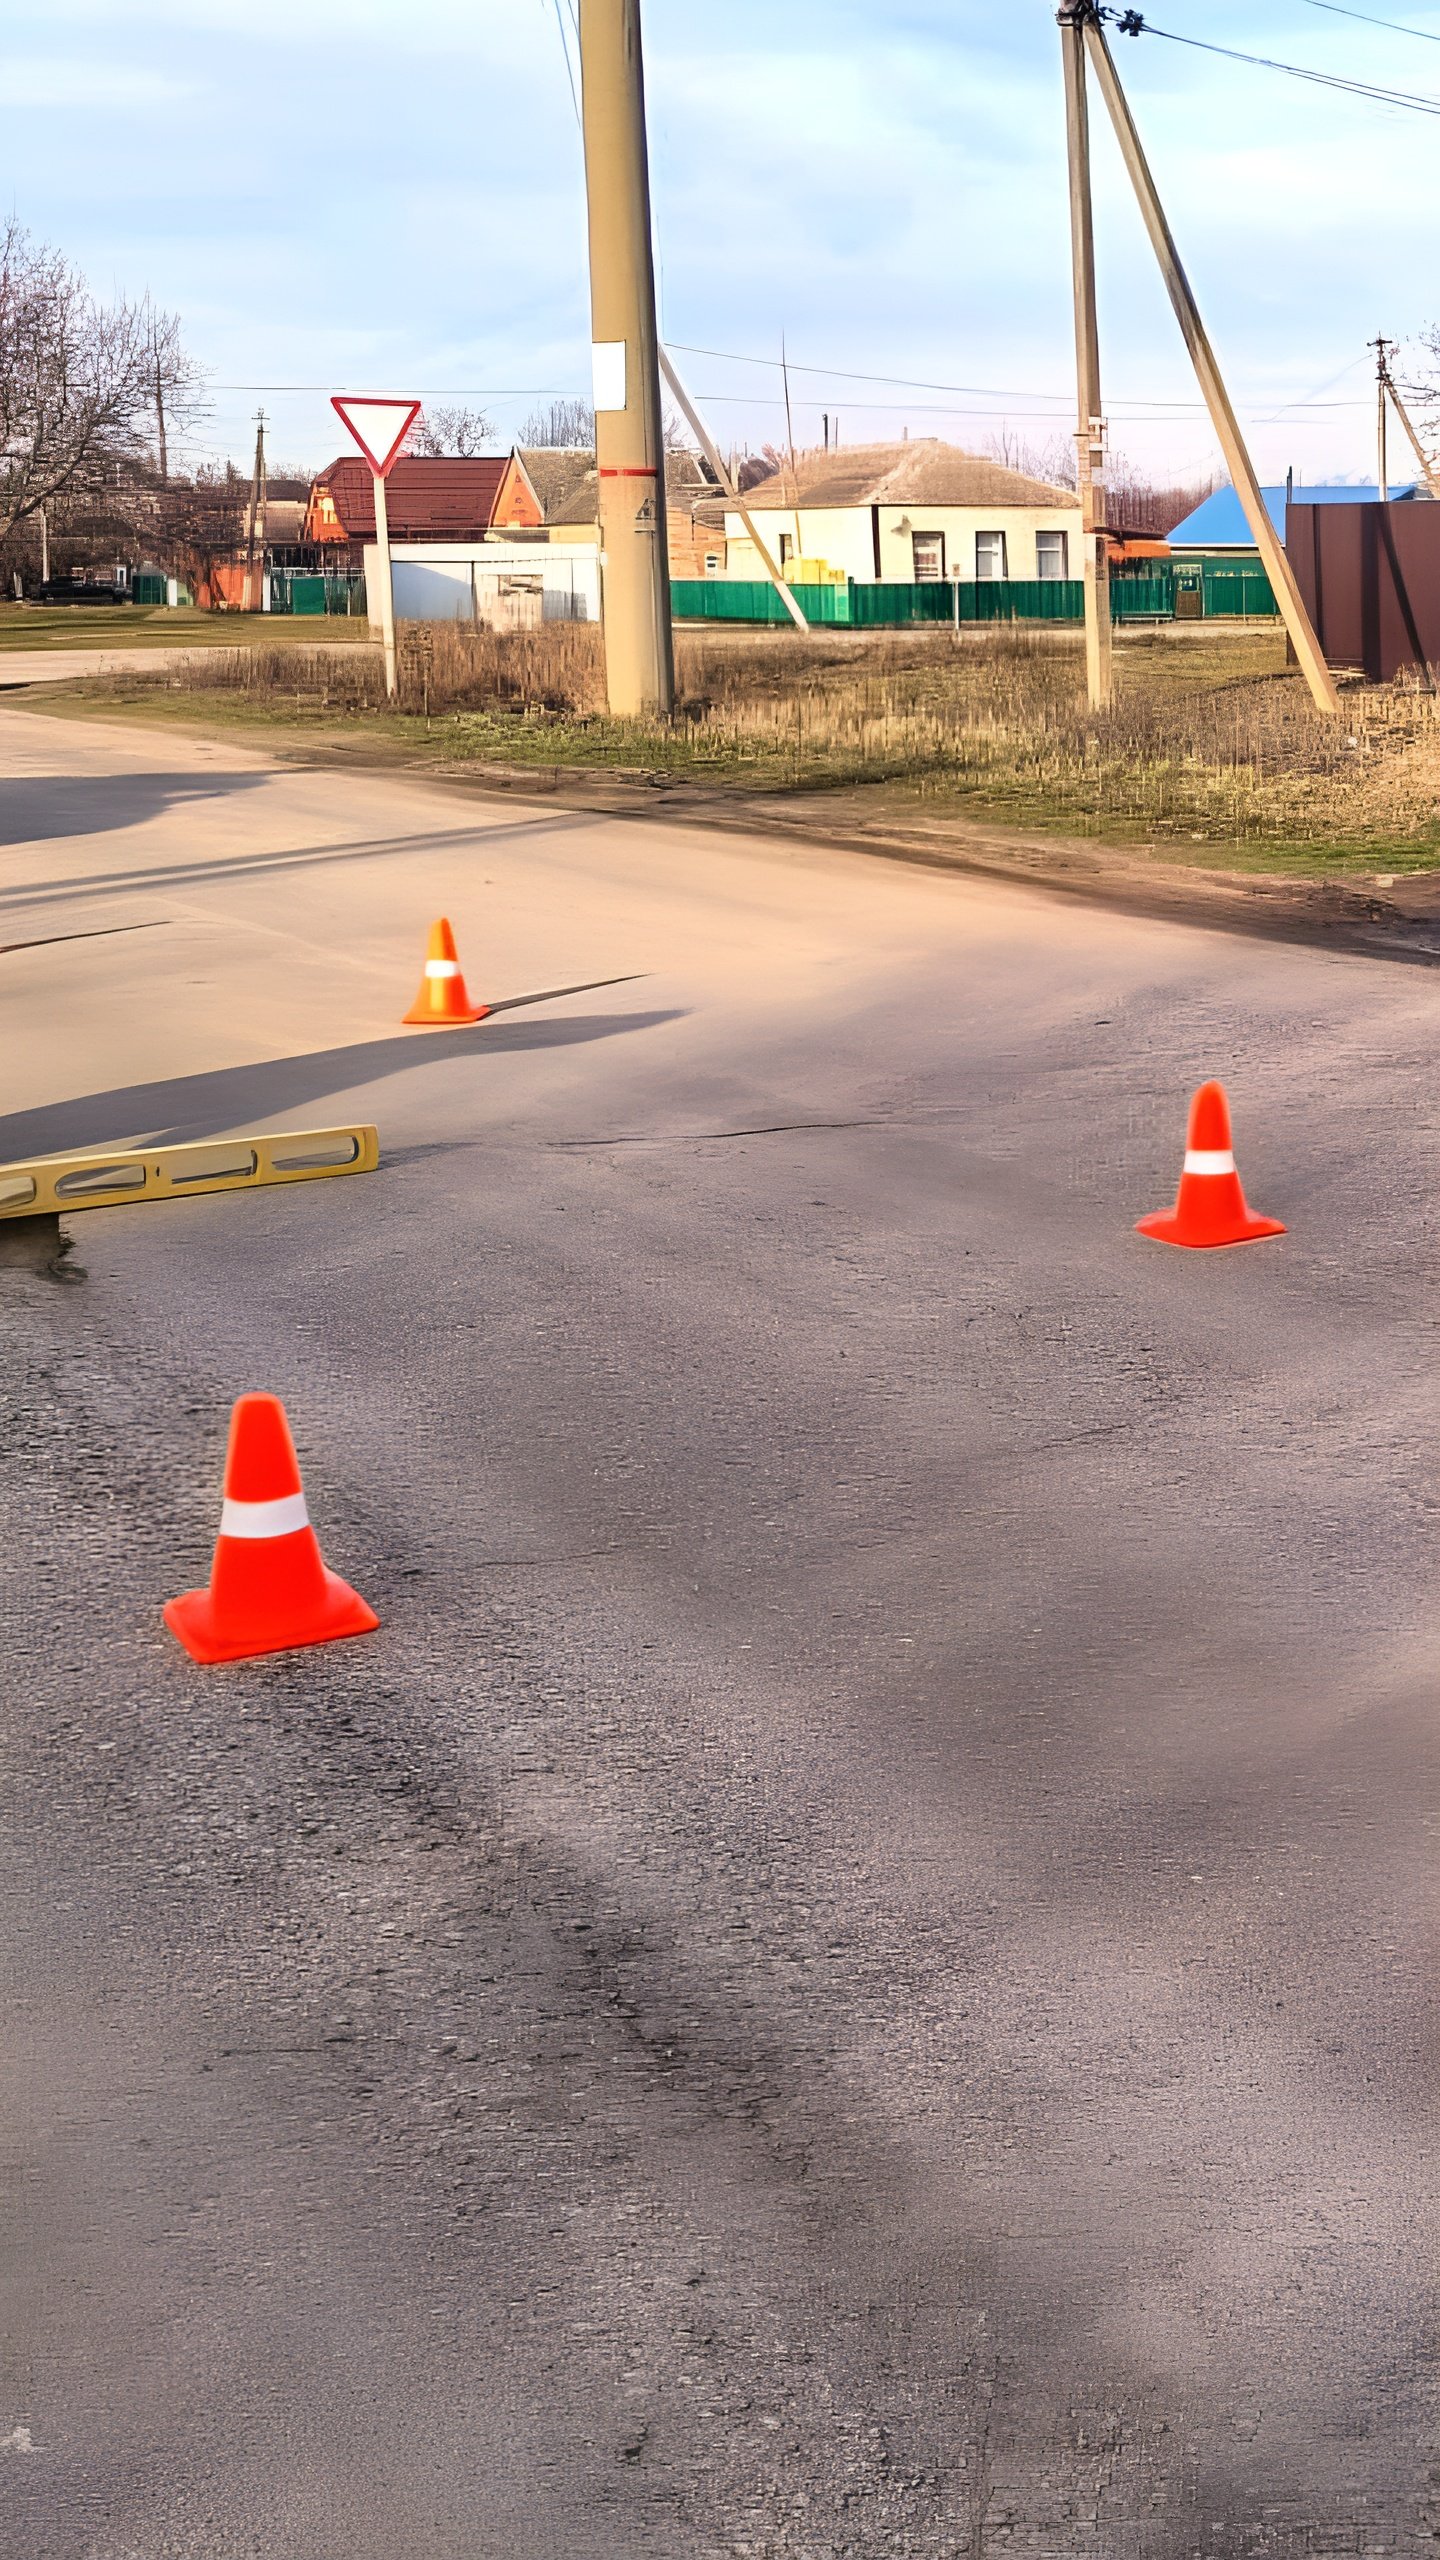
left=219, top=1492, right=311, bottom=1540
left=1183, top=1149, right=1236, bottom=1177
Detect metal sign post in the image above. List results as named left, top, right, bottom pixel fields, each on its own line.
left=331, top=396, right=422, bottom=701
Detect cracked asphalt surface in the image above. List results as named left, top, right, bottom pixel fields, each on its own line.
left=3, top=706, right=1438, bottom=2556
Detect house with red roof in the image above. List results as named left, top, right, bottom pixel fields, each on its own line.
left=304, top=452, right=544, bottom=567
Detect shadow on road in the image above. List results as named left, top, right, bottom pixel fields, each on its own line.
left=0, top=1009, right=684, bottom=1158
left=0, top=771, right=271, bottom=848
left=0, top=810, right=599, bottom=912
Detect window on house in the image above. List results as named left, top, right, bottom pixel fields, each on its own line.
left=975, top=531, right=1008, bottom=581
left=1036, top=530, right=1069, bottom=581
left=911, top=531, right=945, bottom=582
left=704, top=553, right=722, bottom=576
left=778, top=532, right=793, bottom=566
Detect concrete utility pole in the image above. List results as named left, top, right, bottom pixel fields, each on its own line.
left=1081, top=9, right=1341, bottom=716
left=578, top=0, right=674, bottom=718
left=1373, top=341, right=1440, bottom=500
left=1374, top=337, right=1392, bottom=502
left=1058, top=4, right=1113, bottom=713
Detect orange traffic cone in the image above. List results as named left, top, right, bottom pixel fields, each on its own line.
left=403, top=917, right=487, bottom=1026
left=164, top=1393, right=379, bottom=1664
left=1136, top=1080, right=1285, bottom=1250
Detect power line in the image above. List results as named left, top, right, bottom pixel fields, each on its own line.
left=664, top=340, right=1378, bottom=416
left=667, top=340, right=1203, bottom=410
left=1114, top=12, right=1440, bottom=114
left=550, top=0, right=580, bottom=122
left=1293, top=0, right=1440, bottom=44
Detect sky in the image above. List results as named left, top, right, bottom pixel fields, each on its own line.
left=5, top=0, right=1440, bottom=494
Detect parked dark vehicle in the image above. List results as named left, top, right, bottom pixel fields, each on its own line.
left=33, top=578, right=128, bottom=604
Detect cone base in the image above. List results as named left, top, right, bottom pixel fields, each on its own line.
left=163, top=1572, right=379, bottom=1665
left=1135, top=1209, right=1286, bottom=1250
left=402, top=1002, right=489, bottom=1026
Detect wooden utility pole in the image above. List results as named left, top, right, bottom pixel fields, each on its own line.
left=244, top=409, right=267, bottom=616
left=1081, top=9, right=1341, bottom=716
left=1059, top=5, right=1113, bottom=712
left=578, top=0, right=674, bottom=718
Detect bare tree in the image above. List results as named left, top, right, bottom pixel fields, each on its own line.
left=410, top=403, right=494, bottom=457
left=156, top=466, right=246, bottom=601
left=142, top=298, right=209, bottom=481
left=0, top=224, right=201, bottom=541
left=520, top=396, right=595, bottom=447
left=983, top=427, right=1079, bottom=490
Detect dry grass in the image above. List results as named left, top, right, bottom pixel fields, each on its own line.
left=74, top=616, right=1440, bottom=866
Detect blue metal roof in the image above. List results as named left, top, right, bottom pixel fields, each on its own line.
left=1169, top=482, right=1420, bottom=547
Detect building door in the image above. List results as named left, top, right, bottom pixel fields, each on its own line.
left=1174, top=561, right=1204, bottom=620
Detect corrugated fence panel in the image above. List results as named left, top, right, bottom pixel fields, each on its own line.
left=672, top=575, right=1254, bottom=627
left=1110, top=572, right=1176, bottom=620
left=953, top=581, right=1085, bottom=623
left=670, top=580, right=849, bottom=624
left=849, top=582, right=957, bottom=625
left=1202, top=566, right=1278, bottom=618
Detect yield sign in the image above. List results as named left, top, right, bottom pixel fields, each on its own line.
left=331, top=394, right=422, bottom=478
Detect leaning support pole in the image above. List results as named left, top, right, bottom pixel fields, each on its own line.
left=657, top=348, right=812, bottom=635
left=1382, top=364, right=1440, bottom=501
left=1082, top=12, right=1341, bottom=716
left=1059, top=6, right=1113, bottom=712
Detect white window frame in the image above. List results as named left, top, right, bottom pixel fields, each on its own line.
left=1035, top=530, right=1070, bottom=582
left=911, top=530, right=946, bottom=582
left=975, top=530, right=1008, bottom=581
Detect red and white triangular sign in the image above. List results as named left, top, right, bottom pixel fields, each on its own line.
left=331, top=395, right=422, bottom=479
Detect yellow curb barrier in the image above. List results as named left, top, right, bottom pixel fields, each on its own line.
left=0, top=1125, right=380, bottom=1220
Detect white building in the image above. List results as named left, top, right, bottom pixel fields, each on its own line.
left=724, top=440, right=1082, bottom=585
left=363, top=540, right=601, bottom=630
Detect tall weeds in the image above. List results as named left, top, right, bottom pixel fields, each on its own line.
left=142, top=619, right=1440, bottom=853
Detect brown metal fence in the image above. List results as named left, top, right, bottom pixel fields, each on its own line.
left=1287, top=501, right=1440, bottom=683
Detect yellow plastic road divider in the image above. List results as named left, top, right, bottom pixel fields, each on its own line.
left=0, top=1125, right=380, bottom=1220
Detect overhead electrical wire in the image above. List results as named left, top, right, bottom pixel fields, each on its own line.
left=1292, top=0, right=1440, bottom=43
left=1112, top=11, right=1440, bottom=114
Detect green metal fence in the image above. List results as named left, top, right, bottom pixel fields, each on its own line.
left=670, top=566, right=1277, bottom=628
left=850, top=581, right=958, bottom=625
left=267, top=569, right=368, bottom=616
left=1110, top=572, right=1176, bottom=620
left=955, top=579, right=1084, bottom=623
left=669, top=578, right=850, bottom=625
left=1200, top=565, right=1278, bottom=618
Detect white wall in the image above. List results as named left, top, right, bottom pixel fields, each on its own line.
left=363, top=542, right=601, bottom=626
left=721, top=504, right=1083, bottom=583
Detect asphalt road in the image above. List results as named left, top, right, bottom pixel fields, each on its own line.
left=3, top=704, right=1438, bottom=2559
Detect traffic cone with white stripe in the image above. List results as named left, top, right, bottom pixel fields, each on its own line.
left=1136, top=1080, right=1285, bottom=1250
left=403, top=916, right=487, bottom=1026
left=164, top=1393, right=379, bottom=1664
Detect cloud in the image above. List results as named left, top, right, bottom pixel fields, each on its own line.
left=0, top=0, right=1433, bottom=482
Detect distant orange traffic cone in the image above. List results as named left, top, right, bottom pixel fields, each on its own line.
left=1136, top=1080, right=1285, bottom=1250
left=164, top=1393, right=379, bottom=1664
left=403, top=917, right=487, bottom=1025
